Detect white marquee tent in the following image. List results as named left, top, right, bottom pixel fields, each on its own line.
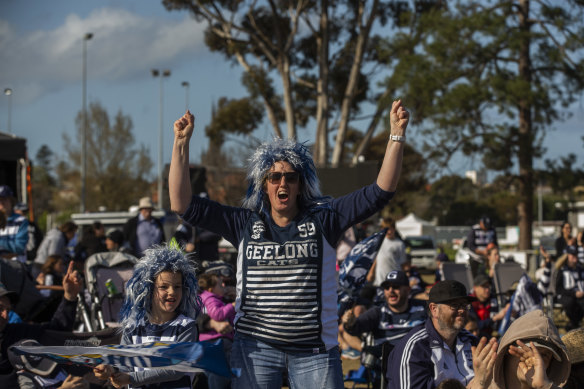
left=396, top=213, right=436, bottom=238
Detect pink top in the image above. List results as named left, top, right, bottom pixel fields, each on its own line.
left=199, top=290, right=235, bottom=341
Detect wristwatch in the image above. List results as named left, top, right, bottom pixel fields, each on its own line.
left=390, top=134, right=406, bottom=143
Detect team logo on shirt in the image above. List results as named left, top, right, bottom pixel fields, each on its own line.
left=251, top=221, right=265, bottom=240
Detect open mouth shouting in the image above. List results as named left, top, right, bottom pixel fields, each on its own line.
left=277, top=190, right=290, bottom=202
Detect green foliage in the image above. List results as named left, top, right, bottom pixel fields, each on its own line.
left=32, top=145, right=57, bottom=214
left=205, top=96, right=264, bottom=147
left=540, top=153, right=584, bottom=199
left=59, top=102, right=154, bottom=212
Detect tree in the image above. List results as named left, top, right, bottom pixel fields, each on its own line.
left=204, top=96, right=265, bottom=166
left=32, top=145, right=57, bottom=215
left=163, top=0, right=439, bottom=167
left=59, top=102, right=154, bottom=212
left=381, top=0, right=584, bottom=249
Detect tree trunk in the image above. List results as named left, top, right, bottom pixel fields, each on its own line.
left=331, top=0, right=378, bottom=167
left=314, top=0, right=329, bottom=166
left=517, top=0, right=533, bottom=251
left=280, top=58, right=297, bottom=140
left=351, top=89, right=391, bottom=166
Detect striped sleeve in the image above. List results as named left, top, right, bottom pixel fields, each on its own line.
left=387, top=327, right=434, bottom=389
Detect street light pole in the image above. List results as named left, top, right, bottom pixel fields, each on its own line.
left=181, top=81, right=190, bottom=111
left=152, top=69, right=171, bottom=210
left=3, top=88, right=12, bottom=133
left=81, top=32, right=93, bottom=213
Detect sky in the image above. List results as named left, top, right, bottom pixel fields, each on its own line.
left=0, top=0, right=583, bottom=182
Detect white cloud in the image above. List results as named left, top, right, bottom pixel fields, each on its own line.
left=0, top=7, right=206, bottom=103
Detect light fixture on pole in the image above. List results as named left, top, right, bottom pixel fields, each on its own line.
left=4, top=88, right=12, bottom=133
left=181, top=81, right=190, bottom=111
left=152, top=69, right=171, bottom=210
left=81, top=32, right=93, bottom=213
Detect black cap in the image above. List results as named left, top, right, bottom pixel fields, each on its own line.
left=380, top=270, right=410, bottom=289
left=429, top=280, right=477, bottom=304
left=566, top=245, right=578, bottom=256
left=473, top=274, right=491, bottom=287
left=106, top=229, right=124, bottom=246
left=480, top=216, right=492, bottom=229
left=0, top=282, right=19, bottom=305
left=14, top=202, right=28, bottom=212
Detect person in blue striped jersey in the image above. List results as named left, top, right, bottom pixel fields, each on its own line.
left=93, top=246, right=203, bottom=388
left=169, top=100, right=409, bottom=388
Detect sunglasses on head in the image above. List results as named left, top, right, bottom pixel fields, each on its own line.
left=266, top=171, right=300, bottom=184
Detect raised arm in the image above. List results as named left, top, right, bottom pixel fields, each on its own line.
left=169, top=110, right=195, bottom=214
left=376, top=100, right=409, bottom=192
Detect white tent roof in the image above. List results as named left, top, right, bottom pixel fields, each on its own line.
left=396, top=213, right=436, bottom=238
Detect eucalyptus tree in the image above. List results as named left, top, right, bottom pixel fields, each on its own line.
left=381, top=0, right=584, bottom=249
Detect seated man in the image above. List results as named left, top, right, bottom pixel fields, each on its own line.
left=0, top=261, right=82, bottom=387
left=387, top=280, right=497, bottom=389
left=341, top=270, right=427, bottom=349
left=340, top=270, right=427, bottom=387
left=556, top=245, right=584, bottom=331
left=469, top=274, right=508, bottom=339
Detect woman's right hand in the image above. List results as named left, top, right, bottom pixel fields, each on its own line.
left=173, top=110, right=195, bottom=143
left=92, top=364, right=114, bottom=380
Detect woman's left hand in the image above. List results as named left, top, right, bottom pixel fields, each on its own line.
left=508, top=340, right=552, bottom=389
left=389, top=99, right=409, bottom=135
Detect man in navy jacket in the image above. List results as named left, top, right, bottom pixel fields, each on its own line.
left=386, top=280, right=498, bottom=389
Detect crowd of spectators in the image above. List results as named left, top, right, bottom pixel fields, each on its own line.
left=1, top=174, right=584, bottom=389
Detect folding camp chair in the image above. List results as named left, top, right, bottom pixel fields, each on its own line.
left=492, top=262, right=524, bottom=308
left=84, top=251, right=137, bottom=330
left=441, top=262, right=474, bottom=292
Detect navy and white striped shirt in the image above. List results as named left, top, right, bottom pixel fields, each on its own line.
left=557, top=264, right=584, bottom=297
left=120, top=314, right=197, bottom=389
left=344, top=299, right=427, bottom=346
left=182, top=182, right=393, bottom=352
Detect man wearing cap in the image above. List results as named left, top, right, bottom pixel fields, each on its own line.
left=123, top=196, right=165, bottom=257
left=341, top=270, right=426, bottom=387
left=467, top=216, right=498, bottom=258
left=0, top=262, right=83, bottom=386
left=469, top=274, right=508, bottom=339
left=0, top=185, right=29, bottom=264
left=556, top=244, right=584, bottom=331
left=387, top=280, right=497, bottom=389
left=342, top=270, right=427, bottom=349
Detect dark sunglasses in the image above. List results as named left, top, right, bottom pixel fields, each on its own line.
left=266, top=171, right=300, bottom=184
left=444, top=302, right=471, bottom=311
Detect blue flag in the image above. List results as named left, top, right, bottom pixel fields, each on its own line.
left=337, top=230, right=386, bottom=315
left=10, top=340, right=239, bottom=378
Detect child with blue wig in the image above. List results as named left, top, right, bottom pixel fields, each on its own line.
left=169, top=100, right=409, bottom=388
left=93, top=245, right=202, bottom=388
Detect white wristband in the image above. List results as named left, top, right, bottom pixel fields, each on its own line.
left=390, top=134, right=406, bottom=143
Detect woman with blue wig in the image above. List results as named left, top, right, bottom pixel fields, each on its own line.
left=169, top=100, right=409, bottom=388
left=93, top=245, right=202, bottom=388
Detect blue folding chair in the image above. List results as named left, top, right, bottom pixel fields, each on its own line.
left=344, top=365, right=371, bottom=389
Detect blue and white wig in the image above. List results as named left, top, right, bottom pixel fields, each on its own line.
left=242, top=138, right=330, bottom=214
left=119, top=245, right=203, bottom=333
